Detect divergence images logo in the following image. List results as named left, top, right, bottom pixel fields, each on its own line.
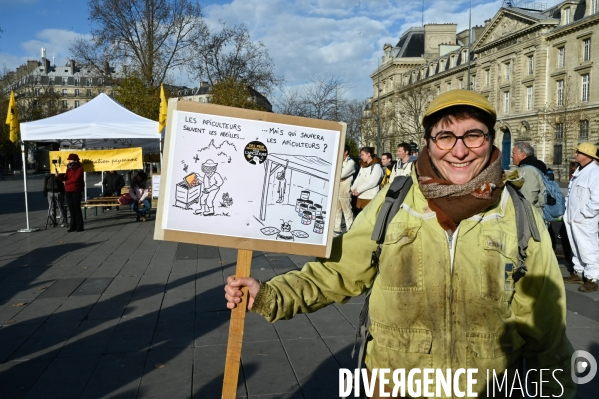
left=571, top=350, right=597, bottom=384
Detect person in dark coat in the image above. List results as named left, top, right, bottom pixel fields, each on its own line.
left=56, top=153, right=84, bottom=232
left=101, top=170, right=125, bottom=196
left=43, top=173, right=67, bottom=227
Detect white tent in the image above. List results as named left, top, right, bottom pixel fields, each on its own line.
left=21, top=93, right=159, bottom=140
left=17, top=93, right=161, bottom=232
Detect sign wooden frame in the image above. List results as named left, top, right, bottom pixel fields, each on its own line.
left=154, top=99, right=346, bottom=259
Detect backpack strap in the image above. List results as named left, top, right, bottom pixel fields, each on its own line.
left=352, top=176, right=413, bottom=374
left=506, top=184, right=541, bottom=282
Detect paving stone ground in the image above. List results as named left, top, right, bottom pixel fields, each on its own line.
left=0, top=174, right=597, bottom=398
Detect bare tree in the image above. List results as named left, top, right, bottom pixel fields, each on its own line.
left=71, top=0, right=207, bottom=86
left=534, top=74, right=588, bottom=181
left=393, top=85, right=433, bottom=144
left=191, top=22, right=283, bottom=96
left=339, top=99, right=368, bottom=148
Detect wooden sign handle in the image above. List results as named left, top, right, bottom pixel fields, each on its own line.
left=222, top=249, right=253, bottom=399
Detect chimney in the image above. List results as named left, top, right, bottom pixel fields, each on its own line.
left=41, top=47, right=46, bottom=60
left=44, top=58, right=51, bottom=74
left=70, top=60, right=76, bottom=75
left=104, top=60, right=110, bottom=75
left=199, top=81, right=209, bottom=88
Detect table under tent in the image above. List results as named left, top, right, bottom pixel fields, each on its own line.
left=18, top=93, right=159, bottom=231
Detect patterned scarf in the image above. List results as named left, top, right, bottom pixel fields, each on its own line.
left=416, top=146, right=504, bottom=231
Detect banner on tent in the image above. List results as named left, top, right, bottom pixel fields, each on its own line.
left=49, top=148, right=143, bottom=172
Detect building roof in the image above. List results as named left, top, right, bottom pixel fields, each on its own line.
left=395, top=27, right=425, bottom=58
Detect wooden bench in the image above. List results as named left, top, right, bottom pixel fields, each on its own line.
left=81, top=186, right=154, bottom=219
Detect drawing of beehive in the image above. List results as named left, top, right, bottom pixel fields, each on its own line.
left=175, top=173, right=201, bottom=209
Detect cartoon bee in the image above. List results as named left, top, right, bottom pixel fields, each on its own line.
left=260, top=220, right=309, bottom=241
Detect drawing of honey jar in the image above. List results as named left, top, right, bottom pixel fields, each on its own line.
left=313, top=216, right=324, bottom=234
left=301, top=211, right=312, bottom=225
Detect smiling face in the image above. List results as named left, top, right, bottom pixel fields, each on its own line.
left=428, top=116, right=492, bottom=185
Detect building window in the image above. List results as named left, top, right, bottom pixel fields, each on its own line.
left=582, top=74, right=590, bottom=102
left=471, top=76, right=476, bottom=90
left=485, top=69, right=490, bottom=86
left=505, top=62, right=511, bottom=81
left=583, top=38, right=591, bottom=61
left=74, top=101, right=80, bottom=108
left=558, top=47, right=565, bottom=68
left=99, top=79, right=104, bottom=86
left=592, top=0, right=598, bottom=14
left=555, top=123, right=564, bottom=140
left=62, top=89, right=68, bottom=96
left=87, top=89, right=92, bottom=97
left=526, top=86, right=533, bottom=111
left=62, top=77, right=68, bottom=86
left=75, top=78, right=80, bottom=86
left=34, top=88, right=40, bottom=96
left=74, top=89, right=79, bottom=96
left=564, top=7, right=571, bottom=24
left=527, top=55, right=534, bottom=75
left=436, top=86, right=440, bottom=96
left=450, top=56, right=455, bottom=67
left=580, top=120, right=589, bottom=139
left=447, top=82, right=452, bottom=91
left=62, top=100, right=68, bottom=108
left=458, top=79, right=463, bottom=89
left=49, top=88, right=54, bottom=94
left=504, top=91, right=510, bottom=114
left=557, top=80, right=564, bottom=106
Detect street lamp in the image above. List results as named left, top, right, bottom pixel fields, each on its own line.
left=377, top=59, right=381, bottom=156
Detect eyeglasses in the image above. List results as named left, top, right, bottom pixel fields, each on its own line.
left=430, top=129, right=489, bottom=150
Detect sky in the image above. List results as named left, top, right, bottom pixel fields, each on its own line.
left=0, top=0, right=566, bottom=102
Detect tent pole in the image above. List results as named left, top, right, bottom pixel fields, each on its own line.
left=159, top=133, right=163, bottom=167
left=84, top=172, right=88, bottom=201
left=18, top=143, right=40, bottom=233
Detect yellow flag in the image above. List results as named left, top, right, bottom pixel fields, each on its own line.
left=159, top=84, right=167, bottom=132
left=5, top=91, right=19, bottom=143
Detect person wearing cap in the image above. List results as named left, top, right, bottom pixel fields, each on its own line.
left=56, top=153, right=85, bottom=232
left=224, top=90, right=574, bottom=398
left=562, top=142, right=599, bottom=292
left=197, top=159, right=223, bottom=216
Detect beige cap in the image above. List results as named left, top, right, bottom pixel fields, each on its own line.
left=423, top=89, right=496, bottom=126
left=575, top=142, right=599, bottom=160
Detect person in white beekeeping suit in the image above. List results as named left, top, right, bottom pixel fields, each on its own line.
left=198, top=159, right=223, bottom=216
left=563, top=142, right=599, bottom=292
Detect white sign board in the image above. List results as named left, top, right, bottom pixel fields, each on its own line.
left=152, top=175, right=160, bottom=198
left=155, top=101, right=345, bottom=257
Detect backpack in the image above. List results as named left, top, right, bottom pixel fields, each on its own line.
left=351, top=176, right=541, bottom=373
left=539, top=172, right=565, bottom=222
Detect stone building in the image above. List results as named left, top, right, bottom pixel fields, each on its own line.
left=0, top=48, right=122, bottom=169
left=1, top=48, right=121, bottom=113
left=176, top=81, right=273, bottom=112
left=366, top=0, right=599, bottom=180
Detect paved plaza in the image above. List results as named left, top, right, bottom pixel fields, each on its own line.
left=0, top=174, right=597, bottom=398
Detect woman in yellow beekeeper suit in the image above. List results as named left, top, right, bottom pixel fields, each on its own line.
left=225, top=90, right=576, bottom=398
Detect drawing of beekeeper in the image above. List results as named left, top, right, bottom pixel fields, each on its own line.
left=198, top=159, right=223, bottom=216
